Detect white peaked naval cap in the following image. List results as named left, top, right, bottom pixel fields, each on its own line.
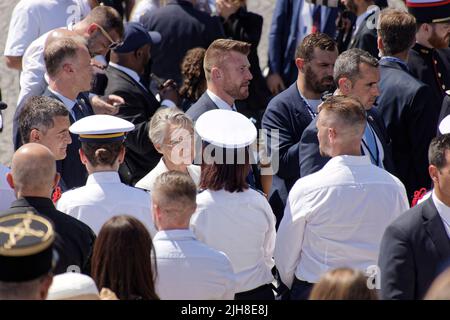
left=47, top=273, right=100, bottom=300
left=195, top=109, right=257, bottom=148
left=69, top=115, right=135, bottom=143
left=439, top=114, right=450, bottom=134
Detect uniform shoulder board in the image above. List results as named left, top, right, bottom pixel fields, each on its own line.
left=249, top=185, right=267, bottom=198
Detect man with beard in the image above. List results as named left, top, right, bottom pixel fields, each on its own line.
left=186, top=39, right=252, bottom=121
left=103, top=22, right=179, bottom=185
left=299, top=48, right=395, bottom=177
left=262, top=33, right=338, bottom=226
left=406, top=0, right=450, bottom=122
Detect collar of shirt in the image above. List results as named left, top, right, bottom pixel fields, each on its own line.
left=206, top=90, right=235, bottom=111
left=354, top=9, right=376, bottom=36
left=47, top=87, right=77, bottom=113
left=86, top=171, right=122, bottom=185
left=154, top=229, right=197, bottom=242
left=109, top=62, right=147, bottom=90
left=432, top=190, right=450, bottom=234
left=323, top=154, right=372, bottom=170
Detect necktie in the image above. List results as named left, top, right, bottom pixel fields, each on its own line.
left=363, top=124, right=379, bottom=166
left=72, top=101, right=84, bottom=121
left=311, top=6, right=321, bottom=33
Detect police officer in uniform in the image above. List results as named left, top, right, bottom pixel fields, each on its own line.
left=56, top=115, right=155, bottom=236
left=0, top=211, right=56, bottom=300
left=406, top=0, right=450, bottom=121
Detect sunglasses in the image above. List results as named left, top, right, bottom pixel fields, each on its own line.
left=93, top=23, right=123, bottom=50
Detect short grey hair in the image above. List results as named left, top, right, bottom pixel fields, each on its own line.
left=44, top=36, right=87, bottom=78
left=148, top=108, right=194, bottom=146
left=333, top=48, right=379, bottom=83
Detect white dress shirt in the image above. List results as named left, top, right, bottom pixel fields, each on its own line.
left=275, top=155, right=409, bottom=287
left=47, top=87, right=77, bottom=118
left=135, top=157, right=201, bottom=192
left=56, top=171, right=155, bottom=236
left=4, top=0, right=90, bottom=57
left=153, top=229, right=236, bottom=300
left=432, top=191, right=450, bottom=239
left=0, top=165, right=16, bottom=211
left=206, top=90, right=236, bottom=111
left=190, top=188, right=276, bottom=293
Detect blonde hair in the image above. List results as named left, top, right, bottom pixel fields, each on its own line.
left=148, top=108, right=193, bottom=146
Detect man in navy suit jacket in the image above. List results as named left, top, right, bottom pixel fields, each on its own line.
left=267, top=0, right=338, bottom=95
left=299, top=48, right=395, bottom=178
left=262, top=33, right=338, bottom=225
left=379, top=135, right=450, bottom=300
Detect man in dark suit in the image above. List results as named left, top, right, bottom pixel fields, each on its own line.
left=262, top=33, right=338, bottom=225
left=379, top=134, right=450, bottom=300
left=299, top=48, right=395, bottom=177
left=406, top=0, right=450, bottom=118
left=3, top=143, right=96, bottom=275
left=376, top=9, right=436, bottom=200
left=104, top=22, right=178, bottom=185
left=42, top=37, right=95, bottom=190
left=140, top=0, right=224, bottom=86
left=267, top=0, right=338, bottom=95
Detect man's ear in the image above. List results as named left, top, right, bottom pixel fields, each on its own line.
left=377, top=36, right=383, bottom=52
left=429, top=165, right=439, bottom=184
left=338, top=78, right=352, bottom=94
left=211, top=67, right=221, bottom=81
left=86, top=23, right=98, bottom=36
left=6, top=172, right=14, bottom=190
left=295, top=57, right=306, bottom=71
left=118, top=146, right=126, bottom=164
left=328, top=127, right=337, bottom=141
left=30, top=129, right=41, bottom=142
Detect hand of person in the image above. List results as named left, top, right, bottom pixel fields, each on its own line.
left=159, top=79, right=180, bottom=106
left=266, top=73, right=286, bottom=95
left=91, top=94, right=123, bottom=115
left=216, top=0, right=240, bottom=21
left=99, top=288, right=119, bottom=300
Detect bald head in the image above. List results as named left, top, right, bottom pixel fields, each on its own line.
left=9, top=144, right=58, bottom=197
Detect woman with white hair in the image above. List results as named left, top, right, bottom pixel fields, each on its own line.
left=135, top=108, right=200, bottom=191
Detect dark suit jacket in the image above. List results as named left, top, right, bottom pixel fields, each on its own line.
left=379, top=197, right=450, bottom=299
left=43, top=90, right=93, bottom=189
left=0, top=197, right=96, bottom=275
left=408, top=44, right=450, bottom=116
left=104, top=65, right=161, bottom=185
left=268, top=0, right=338, bottom=86
left=299, top=107, right=395, bottom=177
left=377, top=58, right=435, bottom=199
left=348, top=11, right=378, bottom=58
left=185, top=91, right=218, bottom=121
left=142, top=0, right=224, bottom=85
left=262, top=83, right=314, bottom=191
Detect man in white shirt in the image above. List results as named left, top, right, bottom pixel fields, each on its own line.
left=275, top=95, right=409, bottom=300
left=4, top=0, right=93, bottom=70
left=152, top=171, right=236, bottom=300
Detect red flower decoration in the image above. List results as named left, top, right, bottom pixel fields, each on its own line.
left=411, top=187, right=428, bottom=207
left=52, top=186, right=62, bottom=203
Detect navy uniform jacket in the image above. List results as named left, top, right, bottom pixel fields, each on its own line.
left=377, top=58, right=436, bottom=199
left=379, top=197, right=450, bottom=300
left=1, top=197, right=96, bottom=275
left=408, top=43, right=450, bottom=117
left=104, top=65, right=161, bottom=186
left=299, top=107, right=396, bottom=177
left=347, top=11, right=378, bottom=59
left=141, top=0, right=224, bottom=85
left=43, top=90, right=93, bottom=189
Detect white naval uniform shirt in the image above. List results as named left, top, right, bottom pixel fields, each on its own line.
left=135, top=157, right=201, bottom=192
left=190, top=188, right=276, bottom=293
left=56, top=171, right=155, bottom=236
left=0, top=165, right=16, bottom=211
left=275, top=155, right=409, bottom=287
left=4, top=0, right=90, bottom=57
left=153, top=229, right=236, bottom=300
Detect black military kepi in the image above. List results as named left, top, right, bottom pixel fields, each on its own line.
left=406, top=0, right=450, bottom=23
left=0, top=212, right=56, bottom=282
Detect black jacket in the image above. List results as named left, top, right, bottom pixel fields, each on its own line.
left=104, top=65, right=161, bottom=185
left=186, top=91, right=219, bottom=122
left=347, top=11, right=378, bottom=58
left=377, top=58, right=436, bottom=199
left=379, top=197, right=450, bottom=299
left=1, top=197, right=96, bottom=275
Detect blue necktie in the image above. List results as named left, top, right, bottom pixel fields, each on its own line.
left=72, top=102, right=84, bottom=121
left=364, top=124, right=378, bottom=166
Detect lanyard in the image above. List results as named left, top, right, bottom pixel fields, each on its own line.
left=297, top=88, right=318, bottom=119
left=380, top=56, right=409, bottom=73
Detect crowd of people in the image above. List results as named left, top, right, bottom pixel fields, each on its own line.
left=1, top=0, right=450, bottom=301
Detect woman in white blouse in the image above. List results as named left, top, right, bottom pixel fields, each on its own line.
left=190, top=109, right=276, bottom=300
left=135, top=108, right=200, bottom=191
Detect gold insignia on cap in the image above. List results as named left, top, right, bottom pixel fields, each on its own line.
left=0, top=212, right=54, bottom=257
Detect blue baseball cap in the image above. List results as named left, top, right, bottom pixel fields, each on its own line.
left=113, top=22, right=161, bottom=53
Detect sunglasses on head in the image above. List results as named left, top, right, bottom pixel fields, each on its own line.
left=93, top=23, right=123, bottom=50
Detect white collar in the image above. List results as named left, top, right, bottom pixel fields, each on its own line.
left=432, top=190, right=450, bottom=227
left=47, top=87, right=77, bottom=112
left=206, top=89, right=235, bottom=111
left=154, top=229, right=196, bottom=241
left=109, top=62, right=145, bottom=88
left=86, top=171, right=122, bottom=185
left=324, top=155, right=372, bottom=169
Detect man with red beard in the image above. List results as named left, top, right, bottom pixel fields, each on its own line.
left=262, top=33, right=338, bottom=227
left=406, top=0, right=450, bottom=120
left=186, top=39, right=253, bottom=121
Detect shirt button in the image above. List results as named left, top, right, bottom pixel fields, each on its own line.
left=434, top=60, right=438, bottom=64
left=438, top=72, right=442, bottom=78
left=442, top=85, right=446, bottom=90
